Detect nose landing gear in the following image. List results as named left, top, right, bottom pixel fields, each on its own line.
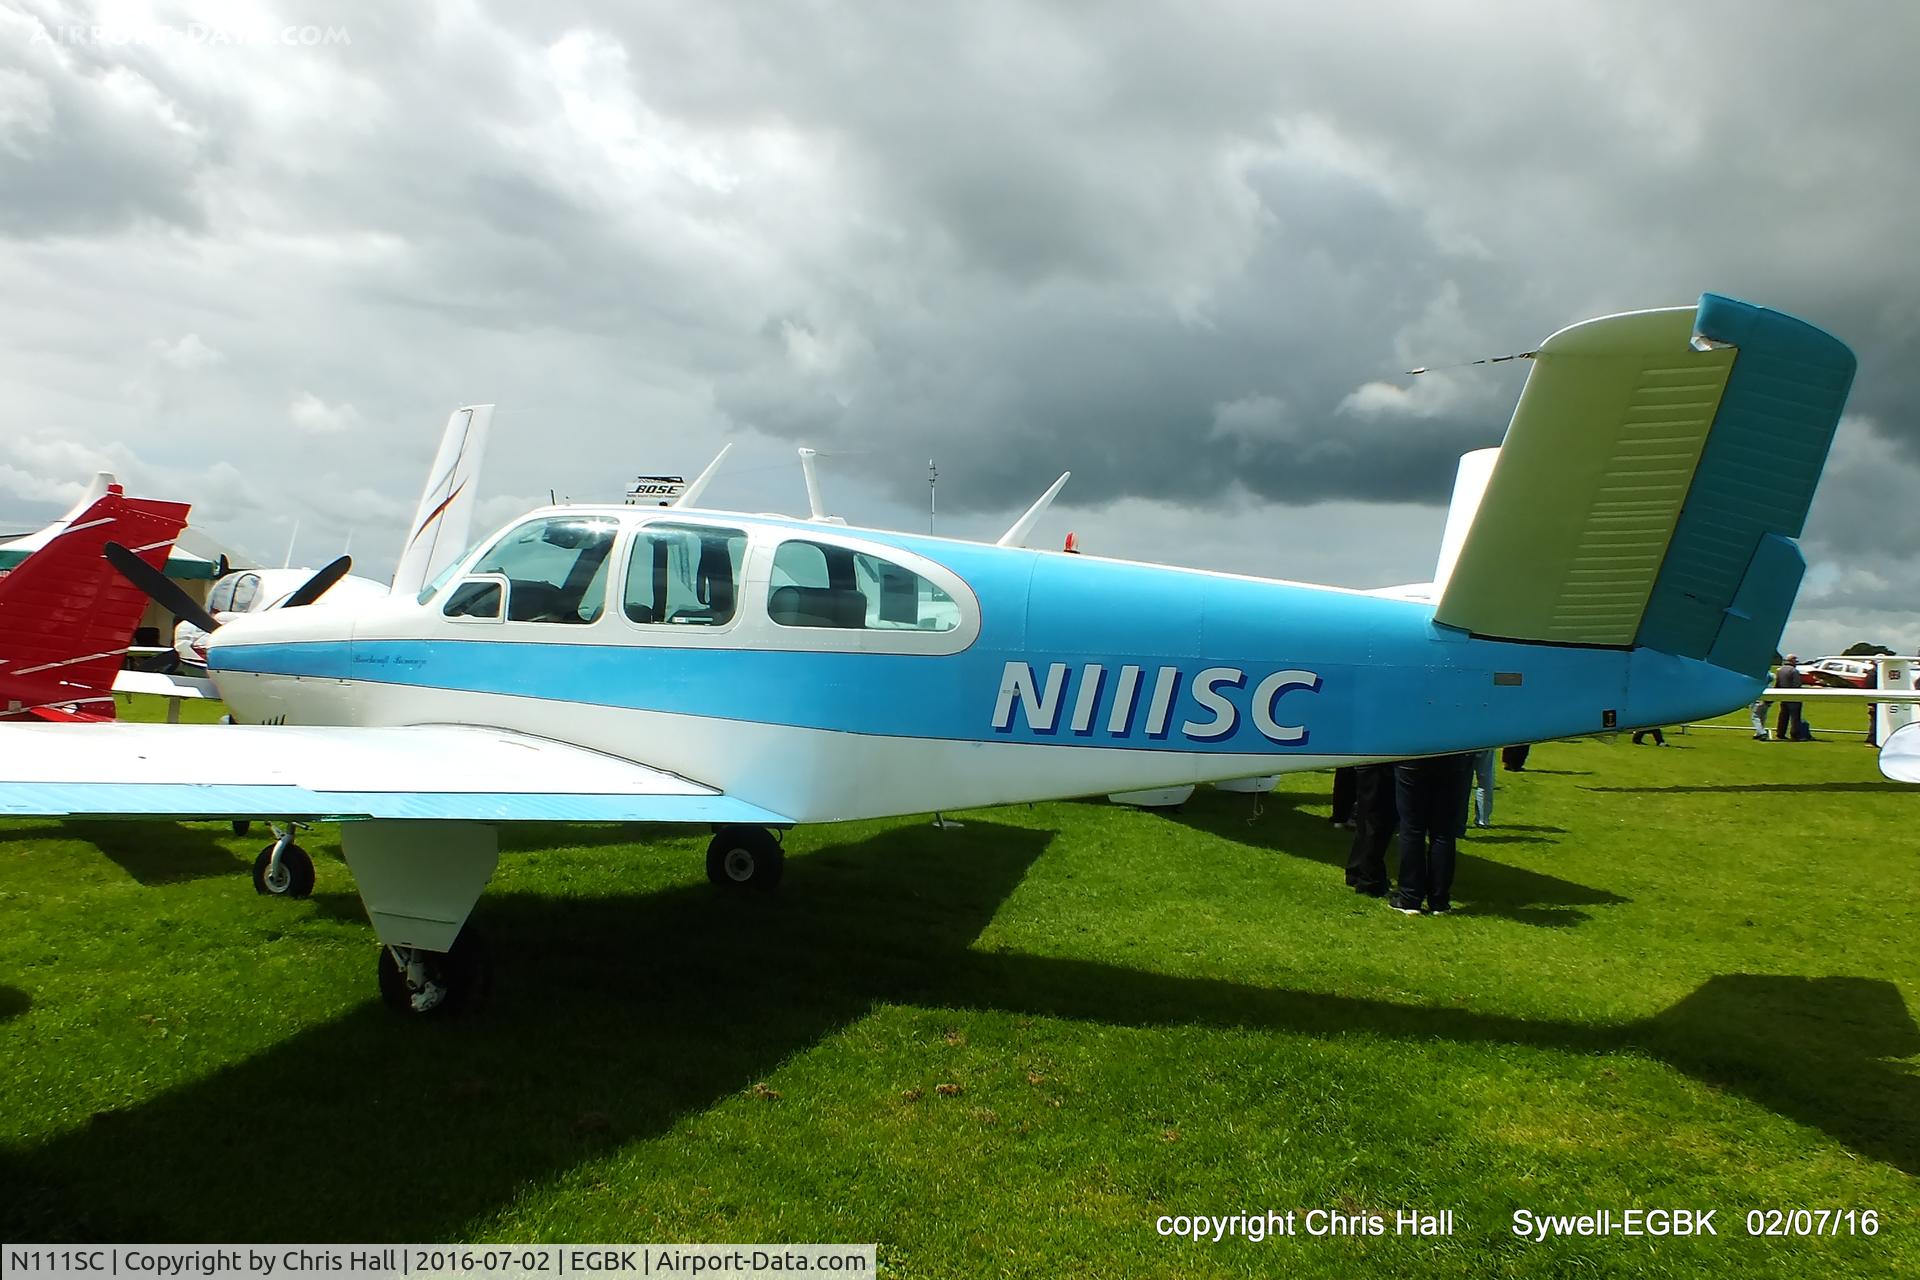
left=252, top=822, right=315, bottom=898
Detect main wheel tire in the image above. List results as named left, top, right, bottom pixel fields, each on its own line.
left=705, top=826, right=784, bottom=891
left=377, top=928, right=490, bottom=1017
left=252, top=843, right=315, bottom=898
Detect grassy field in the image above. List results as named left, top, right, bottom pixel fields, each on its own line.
left=0, top=695, right=1913, bottom=1277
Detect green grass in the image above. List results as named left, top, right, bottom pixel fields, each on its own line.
left=0, top=696, right=1914, bottom=1278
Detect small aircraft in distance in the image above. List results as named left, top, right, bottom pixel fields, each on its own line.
left=1802, top=656, right=1878, bottom=688
left=0, top=294, right=1861, bottom=1018
left=169, top=564, right=386, bottom=670
left=0, top=482, right=190, bottom=722
left=1755, top=652, right=1920, bottom=774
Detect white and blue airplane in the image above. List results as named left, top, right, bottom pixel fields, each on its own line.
left=0, top=294, right=1860, bottom=1014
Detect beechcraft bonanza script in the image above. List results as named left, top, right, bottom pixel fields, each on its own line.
left=0, top=294, right=1860, bottom=1015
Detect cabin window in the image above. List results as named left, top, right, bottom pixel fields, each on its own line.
left=208, top=577, right=237, bottom=613
left=767, top=539, right=960, bottom=631
left=444, top=515, right=618, bottom=623
left=228, top=574, right=261, bottom=613
left=623, top=524, right=747, bottom=626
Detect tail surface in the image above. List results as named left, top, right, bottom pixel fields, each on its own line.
left=1434, top=294, right=1855, bottom=679
left=390, top=404, right=493, bottom=598
left=0, top=488, right=191, bottom=719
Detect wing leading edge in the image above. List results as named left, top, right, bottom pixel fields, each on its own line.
left=0, top=723, right=792, bottom=824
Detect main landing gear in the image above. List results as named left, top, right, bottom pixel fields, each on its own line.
left=706, top=825, right=785, bottom=891
left=252, top=823, right=315, bottom=898
left=378, top=929, right=491, bottom=1017
left=342, top=819, right=500, bottom=1018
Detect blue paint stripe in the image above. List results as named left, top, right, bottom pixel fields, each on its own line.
left=210, top=628, right=1762, bottom=760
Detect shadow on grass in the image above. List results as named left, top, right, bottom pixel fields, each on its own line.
left=0, top=820, right=1056, bottom=1241
left=1583, top=782, right=1909, bottom=795
left=497, top=823, right=706, bottom=856
left=941, top=965, right=1919, bottom=1176
left=0, top=985, right=28, bottom=1021
left=59, top=820, right=249, bottom=886
left=1166, top=791, right=1625, bottom=926
left=4, top=822, right=1914, bottom=1241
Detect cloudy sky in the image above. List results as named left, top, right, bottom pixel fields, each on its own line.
left=2, top=0, right=1916, bottom=655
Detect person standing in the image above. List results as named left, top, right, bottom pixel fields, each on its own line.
left=1865, top=661, right=1879, bottom=747
left=1469, top=747, right=1496, bottom=828
left=1774, top=655, right=1806, bottom=742
left=1344, top=763, right=1397, bottom=897
left=1750, top=697, right=1771, bottom=740
left=1390, top=753, right=1473, bottom=915
left=1330, top=766, right=1357, bottom=829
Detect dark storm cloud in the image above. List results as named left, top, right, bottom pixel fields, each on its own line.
left=0, top=5, right=215, bottom=235
left=548, top=0, right=1920, bottom=510
left=0, top=0, right=1914, bottom=649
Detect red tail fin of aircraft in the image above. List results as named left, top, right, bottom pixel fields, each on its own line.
left=0, top=487, right=192, bottom=721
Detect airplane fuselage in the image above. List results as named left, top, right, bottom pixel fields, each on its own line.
left=203, top=506, right=1761, bottom=823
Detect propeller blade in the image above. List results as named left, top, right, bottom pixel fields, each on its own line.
left=283, top=555, right=352, bottom=608
left=104, top=542, right=222, bottom=634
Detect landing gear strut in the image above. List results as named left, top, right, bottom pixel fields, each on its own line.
left=252, top=823, right=315, bottom=898
left=706, top=825, right=784, bottom=890
left=377, top=928, right=490, bottom=1016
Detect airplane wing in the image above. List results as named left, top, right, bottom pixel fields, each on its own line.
left=0, top=723, right=792, bottom=824
left=112, top=669, right=219, bottom=700
left=1753, top=687, right=1920, bottom=701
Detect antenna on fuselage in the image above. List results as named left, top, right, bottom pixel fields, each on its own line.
left=797, top=447, right=846, bottom=524
left=799, top=447, right=827, bottom=519
left=1405, top=349, right=1537, bottom=376
left=995, top=471, right=1071, bottom=548
left=928, top=459, right=937, bottom=534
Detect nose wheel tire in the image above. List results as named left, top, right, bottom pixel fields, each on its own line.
left=378, top=928, right=490, bottom=1017
left=706, top=826, right=785, bottom=891
left=252, top=842, right=315, bottom=898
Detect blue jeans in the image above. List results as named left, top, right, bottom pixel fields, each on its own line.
left=1393, top=755, right=1468, bottom=911
left=1471, top=749, right=1495, bottom=826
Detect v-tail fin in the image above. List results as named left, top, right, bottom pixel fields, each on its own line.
left=1433, top=294, right=1854, bottom=677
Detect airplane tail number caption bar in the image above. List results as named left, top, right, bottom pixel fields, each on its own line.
left=2, top=1246, right=876, bottom=1280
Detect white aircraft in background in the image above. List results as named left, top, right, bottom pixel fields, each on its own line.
left=0, top=294, right=1870, bottom=1018
left=170, top=565, right=387, bottom=669
left=170, top=405, right=500, bottom=674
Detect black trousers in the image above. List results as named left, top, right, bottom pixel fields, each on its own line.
left=1344, top=764, right=1397, bottom=894
left=1330, top=767, right=1356, bottom=825
left=1501, top=743, right=1531, bottom=771
left=1393, top=755, right=1470, bottom=911
left=1775, top=702, right=1804, bottom=740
